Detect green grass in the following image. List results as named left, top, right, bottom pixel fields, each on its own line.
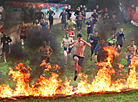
left=0, top=19, right=138, bottom=102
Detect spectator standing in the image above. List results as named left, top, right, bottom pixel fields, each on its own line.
left=0, top=5, right=4, bottom=21
left=0, top=22, right=4, bottom=34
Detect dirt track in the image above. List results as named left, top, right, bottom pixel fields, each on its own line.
left=0, top=19, right=61, bottom=55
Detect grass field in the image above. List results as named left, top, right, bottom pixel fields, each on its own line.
left=0, top=18, right=138, bottom=102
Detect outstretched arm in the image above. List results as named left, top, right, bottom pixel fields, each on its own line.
left=81, top=39, right=91, bottom=47
left=125, top=47, right=128, bottom=59
left=69, top=41, right=76, bottom=46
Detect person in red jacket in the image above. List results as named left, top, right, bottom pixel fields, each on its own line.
left=0, top=22, right=4, bottom=34
left=66, top=26, right=75, bottom=39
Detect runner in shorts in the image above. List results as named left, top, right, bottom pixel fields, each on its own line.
left=125, top=40, right=138, bottom=75
left=85, top=17, right=94, bottom=40
left=61, top=32, right=73, bottom=65
left=19, top=21, right=28, bottom=48
left=38, top=41, right=53, bottom=76
left=69, top=33, right=91, bottom=81
left=110, top=15, right=118, bottom=35
left=59, top=8, right=67, bottom=31
left=76, top=12, right=84, bottom=33
left=115, top=27, right=126, bottom=52
left=1, top=32, right=12, bottom=63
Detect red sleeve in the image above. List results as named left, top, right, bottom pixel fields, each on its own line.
left=72, top=31, right=75, bottom=36
left=2, top=26, right=4, bottom=32
left=81, top=15, right=84, bottom=18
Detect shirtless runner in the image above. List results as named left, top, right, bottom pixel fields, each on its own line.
left=69, top=33, right=91, bottom=81
left=38, top=41, right=53, bottom=76
left=61, top=33, right=73, bottom=65
left=125, top=40, right=138, bottom=75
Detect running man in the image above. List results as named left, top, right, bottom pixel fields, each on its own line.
left=94, top=38, right=107, bottom=63
left=59, top=8, right=67, bottom=31
left=110, top=15, right=118, bottom=35
left=91, top=9, right=98, bottom=30
left=125, top=40, right=138, bottom=75
left=19, top=21, right=28, bottom=48
left=66, top=17, right=76, bottom=30
left=47, top=7, right=55, bottom=28
left=40, top=18, right=48, bottom=30
left=69, top=33, right=91, bottom=81
left=38, top=41, right=53, bottom=76
left=76, top=12, right=84, bottom=33
left=107, top=34, right=117, bottom=47
left=61, top=33, right=73, bottom=65
left=90, top=31, right=100, bottom=61
left=1, top=32, right=12, bottom=63
left=66, top=5, right=73, bottom=20
left=85, top=17, right=94, bottom=40
left=66, top=26, right=75, bottom=39
left=115, top=27, right=126, bottom=52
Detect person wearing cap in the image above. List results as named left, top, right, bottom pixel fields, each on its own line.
left=61, top=32, right=73, bottom=65
left=83, top=5, right=87, bottom=23
left=69, top=33, right=91, bottom=81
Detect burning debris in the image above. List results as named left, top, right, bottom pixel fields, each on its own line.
left=0, top=46, right=138, bottom=100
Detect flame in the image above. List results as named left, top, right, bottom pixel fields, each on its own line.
left=0, top=46, right=138, bottom=100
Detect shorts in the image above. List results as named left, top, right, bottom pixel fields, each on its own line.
left=93, top=19, right=97, bottom=24
left=111, top=26, right=117, bottom=31
left=64, top=47, right=72, bottom=53
left=127, top=55, right=131, bottom=64
left=97, top=54, right=106, bottom=62
left=61, top=19, right=66, bottom=24
left=91, top=44, right=97, bottom=55
left=117, top=44, right=123, bottom=47
left=20, top=35, right=26, bottom=39
left=41, top=56, right=50, bottom=63
left=73, top=54, right=84, bottom=66
left=2, top=45, right=9, bottom=54
left=77, top=22, right=82, bottom=31
left=87, top=30, right=93, bottom=37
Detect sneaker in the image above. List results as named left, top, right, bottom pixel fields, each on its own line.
left=42, top=74, right=45, bottom=77
left=74, top=75, right=78, bottom=81
left=4, top=61, right=7, bottom=63
left=90, top=57, right=92, bottom=61
left=22, top=45, right=24, bottom=49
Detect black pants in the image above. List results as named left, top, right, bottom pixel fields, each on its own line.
left=49, top=17, right=53, bottom=28
left=91, top=44, right=97, bottom=56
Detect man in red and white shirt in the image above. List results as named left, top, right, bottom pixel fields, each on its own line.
left=66, top=26, right=75, bottom=39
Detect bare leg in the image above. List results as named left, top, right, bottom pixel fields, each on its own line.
left=74, top=57, right=79, bottom=81
left=3, top=52, right=6, bottom=62
left=77, top=66, right=82, bottom=75
left=94, top=55, right=97, bottom=63
left=68, top=53, right=71, bottom=59
left=64, top=51, right=67, bottom=65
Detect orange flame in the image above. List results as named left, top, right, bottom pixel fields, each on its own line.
left=0, top=46, right=138, bottom=99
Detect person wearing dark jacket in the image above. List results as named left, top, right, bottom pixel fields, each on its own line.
left=1, top=32, right=12, bottom=63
